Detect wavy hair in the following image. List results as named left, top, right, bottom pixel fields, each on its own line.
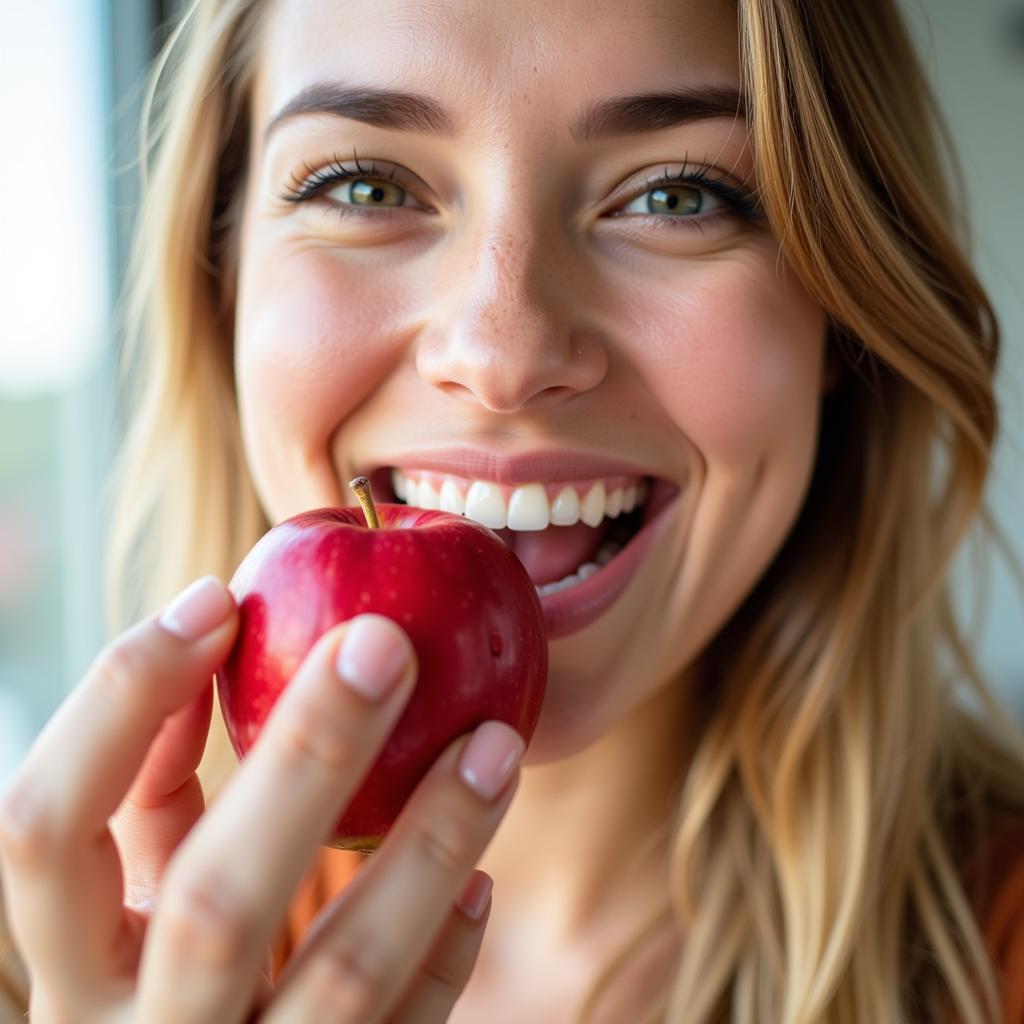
left=9, top=0, right=1022, bottom=1021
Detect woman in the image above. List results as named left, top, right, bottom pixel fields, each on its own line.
left=2, top=0, right=1024, bottom=1020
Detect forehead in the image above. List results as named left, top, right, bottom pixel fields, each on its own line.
left=256, top=0, right=741, bottom=134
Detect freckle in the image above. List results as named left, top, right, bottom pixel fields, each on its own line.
left=403, top=612, right=412, bottom=624
left=388, top=590, right=397, bottom=600
left=360, top=590, right=370, bottom=603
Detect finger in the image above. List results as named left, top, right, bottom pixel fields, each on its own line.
left=0, top=576, right=237, bottom=991
left=112, top=685, right=214, bottom=909
left=387, top=871, right=493, bottom=1023
left=264, top=721, right=522, bottom=1024
left=137, top=613, right=417, bottom=1024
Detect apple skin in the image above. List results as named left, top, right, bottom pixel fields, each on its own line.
left=215, top=504, right=547, bottom=851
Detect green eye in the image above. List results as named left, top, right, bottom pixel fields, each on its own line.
left=329, top=178, right=407, bottom=207
left=624, top=184, right=720, bottom=217
left=651, top=186, right=701, bottom=215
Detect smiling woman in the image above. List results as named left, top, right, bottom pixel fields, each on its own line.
left=2, top=0, right=1024, bottom=1022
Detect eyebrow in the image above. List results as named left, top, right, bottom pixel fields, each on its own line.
left=263, top=82, right=746, bottom=146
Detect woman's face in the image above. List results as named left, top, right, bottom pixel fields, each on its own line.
left=235, top=0, right=829, bottom=762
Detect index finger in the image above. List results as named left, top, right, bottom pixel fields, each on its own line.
left=0, top=576, right=237, bottom=981
left=136, top=614, right=418, bottom=1024
left=2, top=577, right=238, bottom=853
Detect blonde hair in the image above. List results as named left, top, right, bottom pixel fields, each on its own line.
left=30, top=0, right=1024, bottom=1020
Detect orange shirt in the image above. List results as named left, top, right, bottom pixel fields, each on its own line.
left=975, top=823, right=1024, bottom=1022
left=270, top=846, right=366, bottom=978
left=271, top=830, right=1024, bottom=1020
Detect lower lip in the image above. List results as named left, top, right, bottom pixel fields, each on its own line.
left=539, top=494, right=677, bottom=640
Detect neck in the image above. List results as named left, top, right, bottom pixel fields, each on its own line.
left=478, top=666, right=697, bottom=952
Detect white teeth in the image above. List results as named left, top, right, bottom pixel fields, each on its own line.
left=386, top=468, right=648, bottom=597
left=390, top=468, right=407, bottom=500
left=538, top=574, right=580, bottom=595
left=549, top=487, right=581, bottom=526
left=534, top=533, right=623, bottom=596
left=507, top=483, right=550, bottom=530
left=605, top=487, right=623, bottom=518
left=464, top=480, right=507, bottom=529
left=389, top=469, right=652, bottom=530
left=438, top=478, right=465, bottom=514
left=579, top=482, right=606, bottom=527
left=416, top=479, right=440, bottom=510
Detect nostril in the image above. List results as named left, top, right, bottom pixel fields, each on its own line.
left=541, top=385, right=578, bottom=402
left=438, top=381, right=474, bottom=400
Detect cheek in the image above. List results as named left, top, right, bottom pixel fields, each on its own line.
left=627, top=250, right=827, bottom=653
left=630, top=253, right=827, bottom=469
left=541, top=252, right=827, bottom=751
left=237, top=253, right=394, bottom=433
left=235, top=249, right=412, bottom=518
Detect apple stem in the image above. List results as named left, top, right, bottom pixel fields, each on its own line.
left=349, top=476, right=381, bottom=529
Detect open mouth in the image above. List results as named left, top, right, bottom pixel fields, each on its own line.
left=368, top=466, right=678, bottom=597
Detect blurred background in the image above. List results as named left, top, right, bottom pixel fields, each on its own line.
left=1, top=0, right=1023, bottom=785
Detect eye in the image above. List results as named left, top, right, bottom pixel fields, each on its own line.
left=619, top=183, right=725, bottom=219
left=278, top=154, right=427, bottom=217
left=606, top=163, right=763, bottom=230
left=324, top=177, right=410, bottom=209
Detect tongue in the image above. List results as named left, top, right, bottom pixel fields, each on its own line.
left=492, top=519, right=613, bottom=586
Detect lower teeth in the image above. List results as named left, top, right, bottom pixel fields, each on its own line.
left=535, top=537, right=624, bottom=596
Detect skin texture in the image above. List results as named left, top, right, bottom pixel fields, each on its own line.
left=233, top=0, right=831, bottom=1015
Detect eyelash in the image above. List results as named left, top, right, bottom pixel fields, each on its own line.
left=624, top=162, right=762, bottom=228
left=278, top=150, right=763, bottom=228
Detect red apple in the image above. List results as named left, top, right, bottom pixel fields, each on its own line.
left=215, top=477, right=547, bottom=851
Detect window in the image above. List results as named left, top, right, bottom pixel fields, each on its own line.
left=0, top=0, right=160, bottom=784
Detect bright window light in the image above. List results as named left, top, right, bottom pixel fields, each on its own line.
left=0, top=0, right=109, bottom=396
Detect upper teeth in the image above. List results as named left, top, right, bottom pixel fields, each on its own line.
left=390, top=469, right=648, bottom=530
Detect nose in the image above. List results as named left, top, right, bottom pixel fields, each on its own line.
left=415, top=227, right=607, bottom=413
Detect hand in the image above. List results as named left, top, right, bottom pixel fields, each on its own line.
left=0, top=575, right=522, bottom=1023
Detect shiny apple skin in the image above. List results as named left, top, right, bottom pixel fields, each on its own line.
left=215, top=505, right=548, bottom=851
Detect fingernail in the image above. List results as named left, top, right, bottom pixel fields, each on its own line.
left=458, top=722, right=525, bottom=801
left=456, top=871, right=493, bottom=921
left=336, top=615, right=410, bottom=701
left=159, top=576, right=233, bottom=640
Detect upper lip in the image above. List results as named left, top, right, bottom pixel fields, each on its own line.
left=363, top=446, right=668, bottom=485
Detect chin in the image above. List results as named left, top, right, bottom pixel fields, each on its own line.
left=517, top=671, right=620, bottom=764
